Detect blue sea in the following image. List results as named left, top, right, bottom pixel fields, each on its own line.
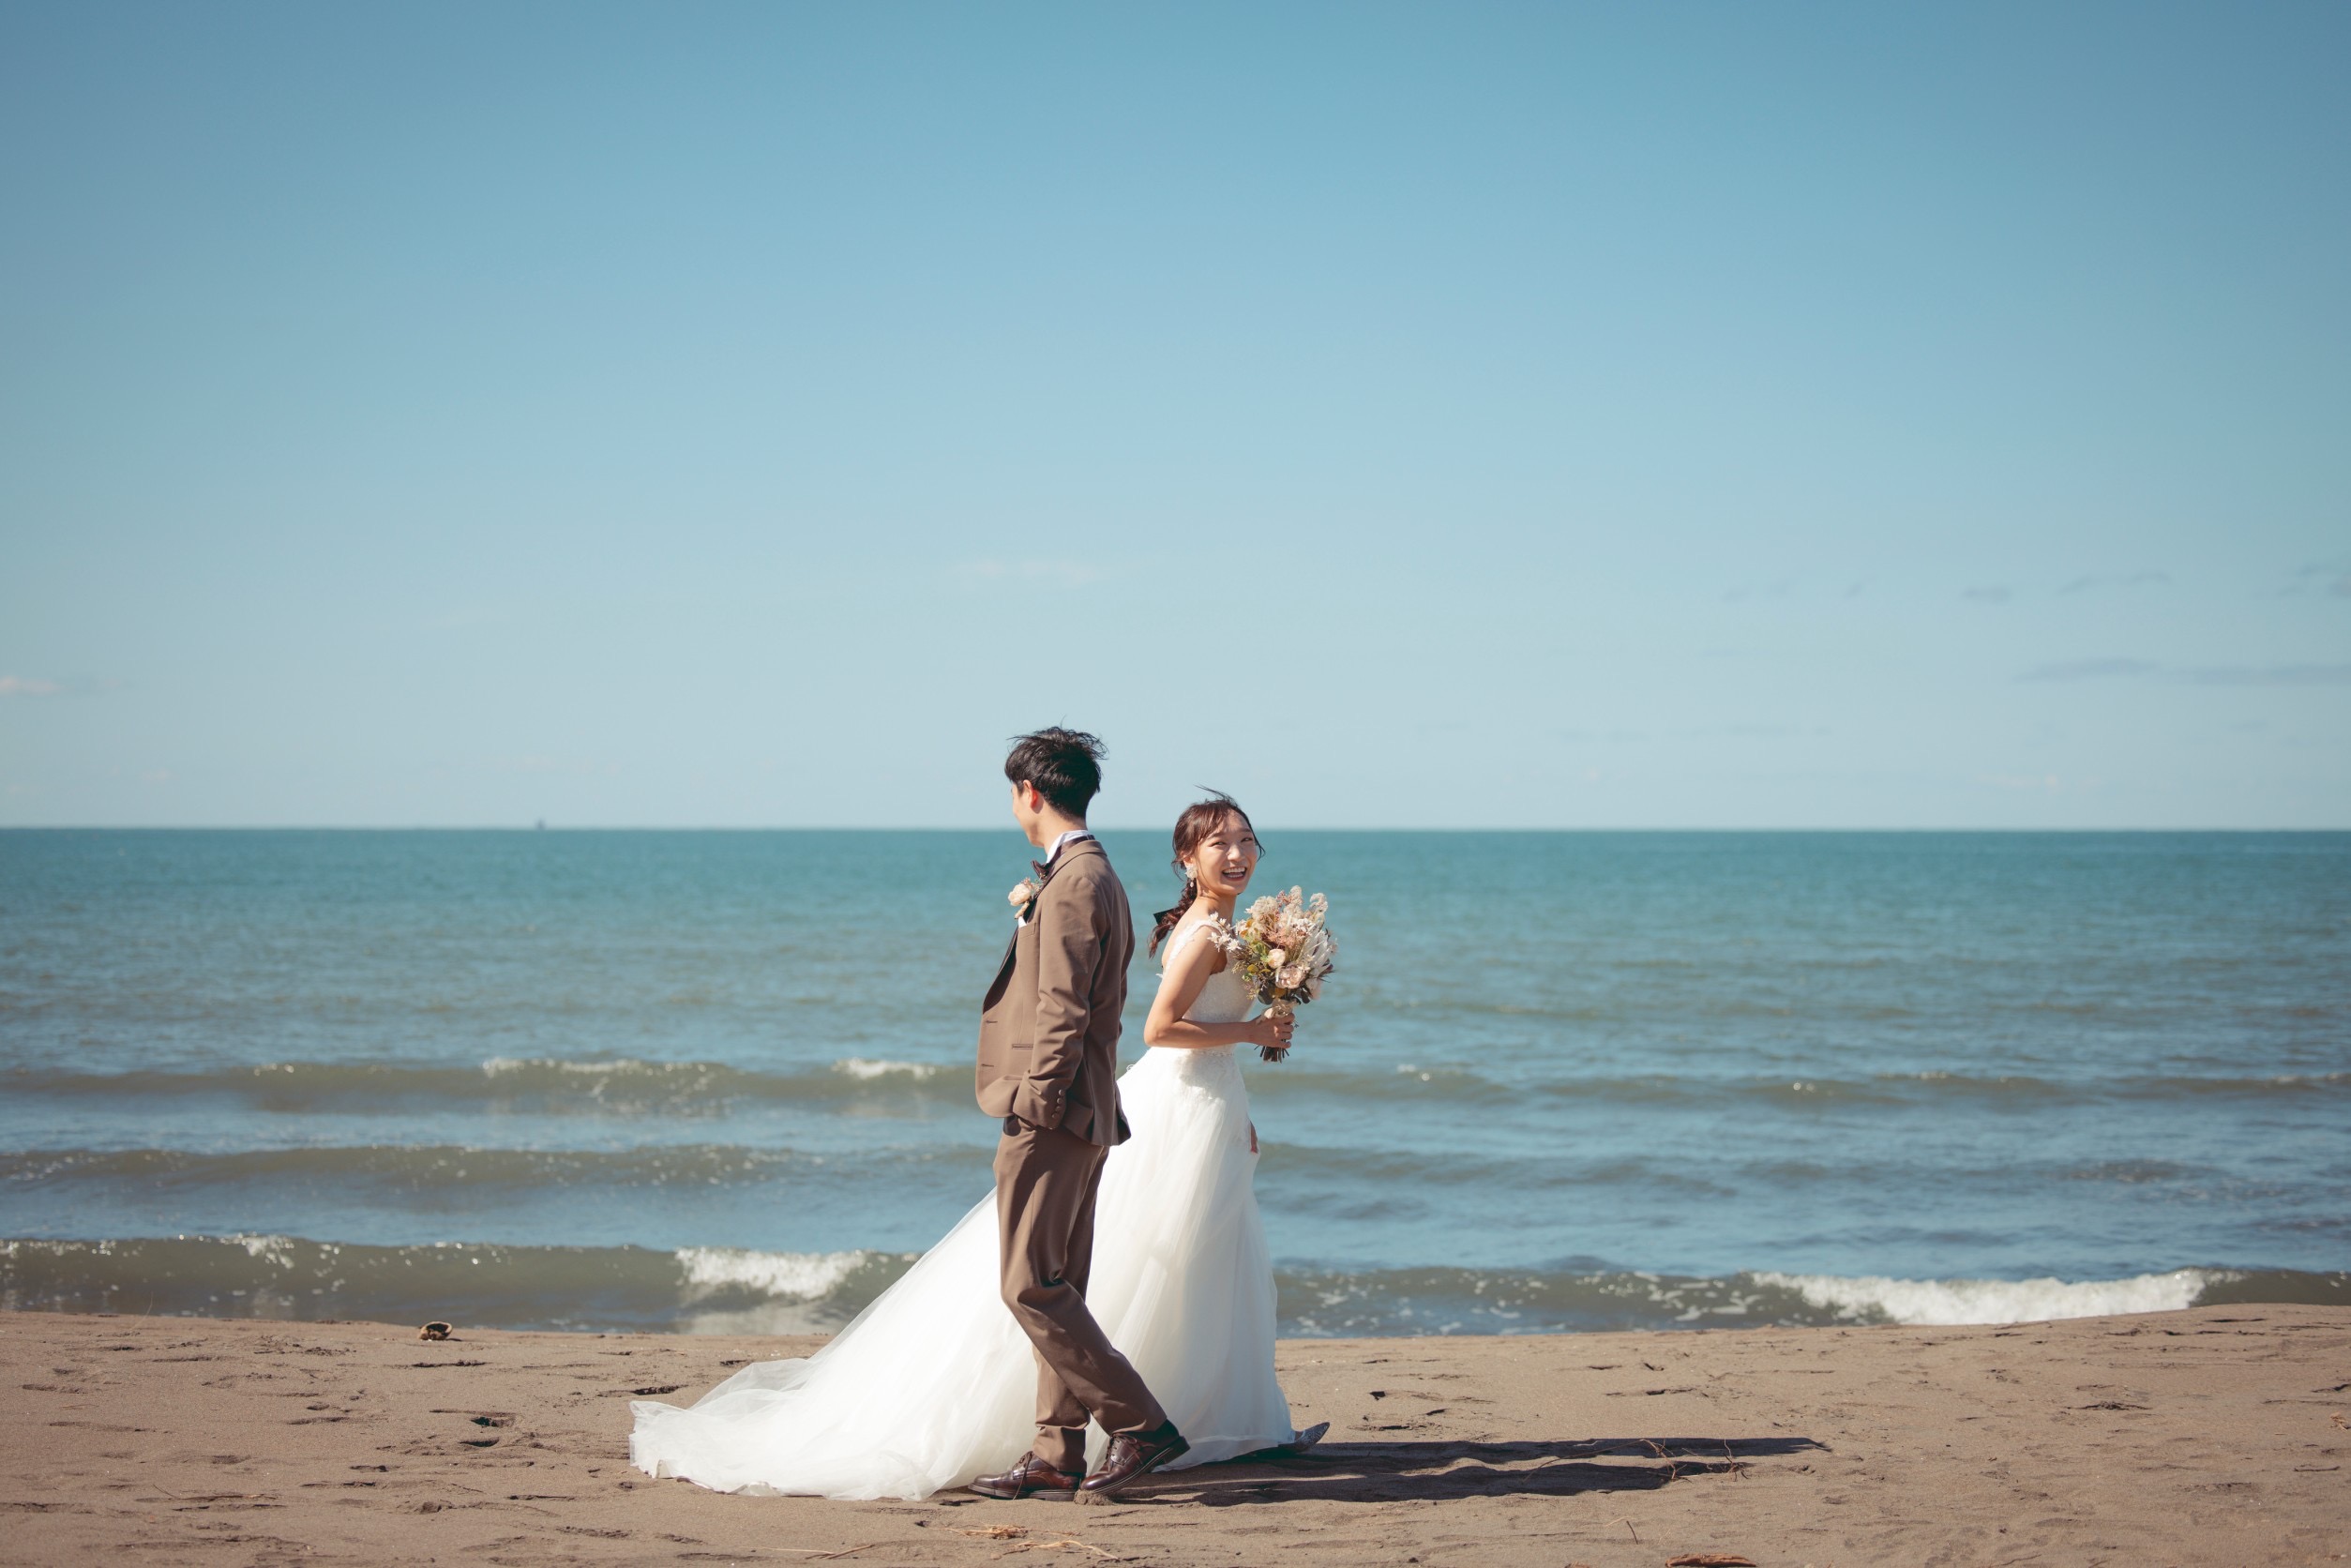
left=2, top=830, right=2344, bottom=1336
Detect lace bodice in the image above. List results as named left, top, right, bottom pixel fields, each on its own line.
left=1159, top=919, right=1253, bottom=1025
left=1139, top=919, right=1248, bottom=1091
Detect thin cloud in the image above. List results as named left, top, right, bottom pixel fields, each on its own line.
left=0, top=675, right=119, bottom=698
left=2059, top=571, right=2170, bottom=593
left=1962, top=585, right=2012, bottom=604
left=2020, top=659, right=2156, bottom=682
left=2177, top=663, right=2351, bottom=686
left=2018, top=659, right=2351, bottom=686
left=2277, top=557, right=2351, bottom=597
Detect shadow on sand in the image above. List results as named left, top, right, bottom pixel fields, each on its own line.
left=1123, top=1436, right=1829, bottom=1505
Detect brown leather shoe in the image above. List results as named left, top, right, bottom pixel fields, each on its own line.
left=967, top=1452, right=1081, bottom=1500
left=1078, top=1423, right=1188, bottom=1497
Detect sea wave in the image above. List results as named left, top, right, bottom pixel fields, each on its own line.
left=0, top=1139, right=1858, bottom=1198
left=10, top=1057, right=2343, bottom=1114
left=676, top=1245, right=874, bottom=1301
left=2, top=1057, right=973, bottom=1114
left=0, top=1234, right=914, bottom=1334
left=1748, top=1268, right=2211, bottom=1325
left=0, top=1144, right=828, bottom=1190
left=1267, top=1264, right=2349, bottom=1336
left=3, top=1233, right=2340, bottom=1336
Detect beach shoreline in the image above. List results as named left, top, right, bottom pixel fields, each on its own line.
left=5, top=1304, right=2343, bottom=1566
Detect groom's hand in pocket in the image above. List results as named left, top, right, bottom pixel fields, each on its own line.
left=1010, top=1077, right=1067, bottom=1131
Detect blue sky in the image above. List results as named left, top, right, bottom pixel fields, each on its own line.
left=3, top=1, right=2344, bottom=828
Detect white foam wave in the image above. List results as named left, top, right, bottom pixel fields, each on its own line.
left=481, top=1056, right=682, bottom=1078
left=1394, top=1063, right=1484, bottom=1083
left=675, top=1247, right=871, bottom=1301
left=1754, top=1267, right=2220, bottom=1326
left=832, top=1059, right=952, bottom=1081
left=231, top=1232, right=300, bottom=1267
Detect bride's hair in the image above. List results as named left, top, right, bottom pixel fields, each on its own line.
left=1149, top=792, right=1260, bottom=957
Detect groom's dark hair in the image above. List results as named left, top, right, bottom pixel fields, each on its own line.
left=1004, top=728, right=1107, bottom=819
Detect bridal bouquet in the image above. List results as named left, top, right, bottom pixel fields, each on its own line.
left=1212, top=887, right=1336, bottom=1063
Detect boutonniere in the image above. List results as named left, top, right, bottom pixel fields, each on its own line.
left=1007, top=873, right=1044, bottom=918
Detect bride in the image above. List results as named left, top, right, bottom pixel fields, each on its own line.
left=629, top=793, right=1326, bottom=1500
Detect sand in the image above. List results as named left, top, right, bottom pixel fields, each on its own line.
left=3, top=1304, right=2344, bottom=1566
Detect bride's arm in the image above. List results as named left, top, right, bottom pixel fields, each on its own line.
left=1144, top=932, right=1293, bottom=1053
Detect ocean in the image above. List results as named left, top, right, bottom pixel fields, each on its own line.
left=2, top=829, right=2343, bottom=1337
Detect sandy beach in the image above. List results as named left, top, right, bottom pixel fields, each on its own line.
left=3, top=1304, right=2343, bottom=1566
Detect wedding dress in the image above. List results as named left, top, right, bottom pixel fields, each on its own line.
left=629, top=920, right=1304, bottom=1500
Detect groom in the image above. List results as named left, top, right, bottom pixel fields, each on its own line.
left=970, top=728, right=1187, bottom=1500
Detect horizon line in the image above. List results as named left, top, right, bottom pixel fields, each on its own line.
left=4, top=824, right=2347, bottom=835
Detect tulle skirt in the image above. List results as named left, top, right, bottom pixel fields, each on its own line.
left=628, top=1047, right=1296, bottom=1500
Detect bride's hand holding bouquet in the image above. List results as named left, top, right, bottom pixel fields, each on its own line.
left=1242, top=1006, right=1295, bottom=1060
left=1211, top=887, right=1336, bottom=1063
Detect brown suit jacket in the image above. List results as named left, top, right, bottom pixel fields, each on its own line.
left=975, top=837, right=1134, bottom=1147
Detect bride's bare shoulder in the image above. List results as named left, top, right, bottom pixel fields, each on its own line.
left=1162, top=916, right=1228, bottom=973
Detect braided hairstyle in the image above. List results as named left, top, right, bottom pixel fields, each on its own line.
left=1148, top=792, right=1261, bottom=956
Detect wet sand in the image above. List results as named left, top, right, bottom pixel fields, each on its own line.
left=4, top=1304, right=2345, bottom=1566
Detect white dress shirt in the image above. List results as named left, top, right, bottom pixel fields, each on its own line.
left=1043, top=828, right=1095, bottom=866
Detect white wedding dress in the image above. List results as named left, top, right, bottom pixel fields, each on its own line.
left=629, top=921, right=1304, bottom=1500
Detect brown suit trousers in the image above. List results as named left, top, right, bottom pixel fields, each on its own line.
left=975, top=837, right=1166, bottom=1470
left=992, top=1121, right=1166, bottom=1470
